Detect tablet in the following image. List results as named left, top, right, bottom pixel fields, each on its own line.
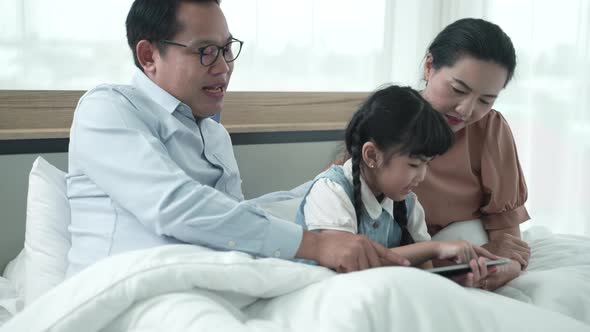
left=426, top=258, right=511, bottom=277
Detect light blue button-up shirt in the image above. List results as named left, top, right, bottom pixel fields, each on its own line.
left=66, top=70, right=303, bottom=276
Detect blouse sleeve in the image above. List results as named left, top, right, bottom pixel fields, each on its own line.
left=480, top=111, right=531, bottom=230
left=303, top=178, right=358, bottom=234
left=406, top=198, right=431, bottom=242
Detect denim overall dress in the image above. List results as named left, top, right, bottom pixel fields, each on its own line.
left=294, top=165, right=416, bottom=264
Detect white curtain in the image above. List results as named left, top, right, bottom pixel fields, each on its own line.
left=1, top=0, right=588, bottom=235
left=447, top=0, right=590, bottom=236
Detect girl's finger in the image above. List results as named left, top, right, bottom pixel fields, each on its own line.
left=478, top=257, right=488, bottom=280
left=474, top=246, right=501, bottom=260
left=470, top=259, right=481, bottom=283
left=465, top=272, right=474, bottom=288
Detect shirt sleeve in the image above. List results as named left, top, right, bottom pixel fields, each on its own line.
left=406, top=199, right=431, bottom=242
left=69, top=88, right=303, bottom=259
left=303, top=178, right=358, bottom=234
left=480, top=111, right=531, bottom=230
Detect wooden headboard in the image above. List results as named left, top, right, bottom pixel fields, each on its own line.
left=0, top=90, right=368, bottom=152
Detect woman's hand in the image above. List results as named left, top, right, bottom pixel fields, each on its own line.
left=482, top=233, right=531, bottom=269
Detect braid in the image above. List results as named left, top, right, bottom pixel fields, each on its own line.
left=345, top=105, right=370, bottom=230
left=350, top=129, right=363, bottom=228
left=394, top=201, right=415, bottom=245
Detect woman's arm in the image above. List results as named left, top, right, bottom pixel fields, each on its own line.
left=479, top=111, right=531, bottom=267
left=489, top=225, right=521, bottom=239
left=483, top=225, right=531, bottom=268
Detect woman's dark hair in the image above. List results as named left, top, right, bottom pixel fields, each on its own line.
left=126, top=0, right=220, bottom=70
left=344, top=85, right=454, bottom=245
left=427, top=18, right=516, bottom=87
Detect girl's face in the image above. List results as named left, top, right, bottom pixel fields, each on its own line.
left=422, top=54, right=508, bottom=132
left=364, top=147, right=431, bottom=201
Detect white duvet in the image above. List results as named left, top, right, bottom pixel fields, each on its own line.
left=495, top=228, right=590, bottom=323
left=2, top=226, right=589, bottom=332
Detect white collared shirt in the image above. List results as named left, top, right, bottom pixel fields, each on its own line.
left=303, top=160, right=431, bottom=242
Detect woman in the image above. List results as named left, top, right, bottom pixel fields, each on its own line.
left=412, top=18, right=531, bottom=290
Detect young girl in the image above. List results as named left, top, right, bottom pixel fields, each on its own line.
left=296, top=85, right=498, bottom=287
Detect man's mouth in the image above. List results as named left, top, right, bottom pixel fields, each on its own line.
left=202, top=84, right=226, bottom=97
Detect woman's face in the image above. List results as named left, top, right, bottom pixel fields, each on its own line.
left=422, top=55, right=509, bottom=132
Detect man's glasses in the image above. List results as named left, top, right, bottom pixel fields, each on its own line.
left=160, top=38, right=244, bottom=67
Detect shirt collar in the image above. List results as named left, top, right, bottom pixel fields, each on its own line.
left=131, top=68, right=193, bottom=118
left=342, top=159, right=394, bottom=219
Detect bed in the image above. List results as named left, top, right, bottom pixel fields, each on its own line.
left=1, top=157, right=589, bottom=331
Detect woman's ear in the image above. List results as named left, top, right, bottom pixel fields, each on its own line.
left=136, top=40, right=158, bottom=75
left=361, top=142, right=381, bottom=169
left=423, top=53, right=435, bottom=82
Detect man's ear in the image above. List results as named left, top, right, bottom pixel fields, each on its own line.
left=136, top=40, right=158, bottom=74
left=361, top=141, right=380, bottom=169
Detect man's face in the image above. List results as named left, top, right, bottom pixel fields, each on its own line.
left=152, top=2, right=233, bottom=118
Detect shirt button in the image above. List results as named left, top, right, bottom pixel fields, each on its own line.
left=228, top=240, right=236, bottom=247
left=372, top=222, right=380, bottom=229
left=273, top=250, right=281, bottom=258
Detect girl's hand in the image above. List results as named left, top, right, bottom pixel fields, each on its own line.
left=434, top=240, right=500, bottom=263
left=451, top=257, right=498, bottom=289
left=434, top=241, right=502, bottom=288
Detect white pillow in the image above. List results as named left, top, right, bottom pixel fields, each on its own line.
left=22, top=157, right=71, bottom=306
left=0, top=276, right=23, bottom=324
left=258, top=197, right=303, bottom=223
left=2, top=249, right=26, bottom=296
left=431, top=219, right=489, bottom=246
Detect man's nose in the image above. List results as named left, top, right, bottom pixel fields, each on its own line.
left=209, top=53, right=231, bottom=74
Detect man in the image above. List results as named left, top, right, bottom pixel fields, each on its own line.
left=66, top=0, right=408, bottom=276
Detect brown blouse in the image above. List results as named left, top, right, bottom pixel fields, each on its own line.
left=413, top=110, right=530, bottom=235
